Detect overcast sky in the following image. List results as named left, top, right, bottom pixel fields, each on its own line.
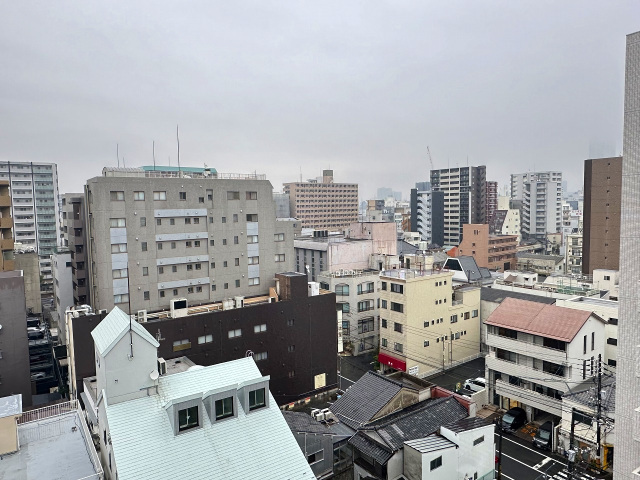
left=1, top=2, right=637, bottom=200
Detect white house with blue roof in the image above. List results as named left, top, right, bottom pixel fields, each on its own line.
left=91, top=307, right=314, bottom=480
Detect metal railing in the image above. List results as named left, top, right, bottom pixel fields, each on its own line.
left=18, top=400, right=79, bottom=424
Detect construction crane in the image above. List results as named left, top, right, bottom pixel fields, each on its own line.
left=427, top=146, right=435, bottom=171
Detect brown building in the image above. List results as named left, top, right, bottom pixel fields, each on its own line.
left=283, top=170, right=358, bottom=230
left=582, top=157, right=622, bottom=274
left=0, top=181, right=14, bottom=272
left=458, top=223, right=517, bottom=272
left=61, top=193, right=89, bottom=305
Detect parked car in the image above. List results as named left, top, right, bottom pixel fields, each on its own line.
left=501, top=407, right=527, bottom=433
left=463, top=377, right=486, bottom=392
left=30, top=372, right=46, bottom=381
left=533, top=421, right=553, bottom=450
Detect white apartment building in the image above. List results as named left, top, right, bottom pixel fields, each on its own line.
left=510, top=171, right=562, bottom=240
left=85, top=167, right=294, bottom=313
left=485, top=298, right=605, bottom=421
left=565, top=228, right=583, bottom=275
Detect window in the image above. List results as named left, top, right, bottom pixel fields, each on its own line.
left=430, top=456, right=442, bottom=471
left=195, top=263, right=202, bottom=270
left=591, top=332, right=595, bottom=351
left=114, top=294, right=129, bottom=304
left=142, top=267, right=148, bottom=276
left=222, top=239, right=227, bottom=246
left=153, top=191, right=167, bottom=201
left=450, top=314, right=458, bottom=324
left=143, top=291, right=150, bottom=300
left=584, top=335, right=587, bottom=355
left=337, top=302, right=350, bottom=313
left=112, top=268, right=128, bottom=279
left=307, top=450, right=324, bottom=465
left=224, top=261, right=228, bottom=267
left=173, top=288, right=178, bottom=295
left=210, top=240, right=215, bottom=246
left=246, top=214, right=258, bottom=222
left=358, top=317, right=374, bottom=334
left=424, top=340, right=430, bottom=347
left=247, top=235, right=258, bottom=244
left=390, top=283, right=403, bottom=294
left=141, top=242, right=148, bottom=251
left=233, top=236, right=239, bottom=245
left=288, top=370, right=295, bottom=378
left=209, top=217, right=213, bottom=224
left=178, top=406, right=198, bottom=432
left=134, top=191, right=145, bottom=201
left=253, top=352, right=267, bottom=361
left=110, top=191, right=124, bottom=201
left=157, top=242, right=163, bottom=250
left=198, top=334, right=213, bottom=344
left=381, top=281, right=387, bottom=290
left=109, top=218, right=126, bottom=228
left=287, top=318, right=294, bottom=327
left=170, top=218, right=175, bottom=225
left=222, top=216, right=226, bottom=223
left=186, top=241, right=192, bottom=248
left=274, top=254, right=286, bottom=262
left=198, top=196, right=204, bottom=204
left=179, top=192, right=187, bottom=201
left=156, top=218, right=162, bottom=226
left=227, top=191, right=240, bottom=200
left=381, top=318, right=388, bottom=328
left=390, top=302, right=403, bottom=313
left=288, top=345, right=295, bottom=352
left=246, top=191, right=258, bottom=200
left=254, top=324, right=267, bottom=333
left=274, top=233, right=285, bottom=242
left=211, top=284, right=216, bottom=291
left=394, top=342, right=403, bottom=353
left=215, top=397, right=233, bottom=420
left=160, top=290, right=165, bottom=298
left=196, top=286, right=202, bottom=292
left=382, top=338, right=388, bottom=347
left=232, top=214, right=238, bottom=223
left=394, top=322, right=403, bottom=333
left=249, top=388, right=266, bottom=410
left=111, top=243, right=127, bottom=253
left=235, top=279, right=240, bottom=288
left=607, top=338, right=617, bottom=345
left=187, top=287, right=194, bottom=294
left=357, top=282, right=375, bottom=294
left=424, top=320, right=430, bottom=327
left=228, top=329, right=242, bottom=338
left=172, top=265, right=178, bottom=273
left=248, top=256, right=259, bottom=265
left=140, top=216, right=146, bottom=227
left=357, top=300, right=373, bottom=312
left=472, top=309, right=479, bottom=318
left=464, top=311, right=470, bottom=320
left=249, top=277, right=260, bottom=286
left=381, top=299, right=387, bottom=309
left=473, top=436, right=484, bottom=446
left=187, top=264, right=193, bottom=271
left=335, top=284, right=349, bottom=296
left=185, top=218, right=191, bottom=225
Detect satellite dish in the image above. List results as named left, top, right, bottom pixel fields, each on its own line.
left=149, top=370, right=159, bottom=381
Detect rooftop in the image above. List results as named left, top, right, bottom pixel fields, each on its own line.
left=442, top=416, right=493, bottom=433
left=485, top=297, right=598, bottom=342
left=517, top=252, right=565, bottom=264
left=481, top=287, right=556, bottom=305
left=567, top=296, right=618, bottom=308
left=0, top=393, right=22, bottom=418
left=405, top=434, right=457, bottom=453
left=91, top=306, right=159, bottom=356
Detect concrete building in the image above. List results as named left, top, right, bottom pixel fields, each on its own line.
left=430, top=166, right=487, bottom=245
left=565, top=228, right=583, bottom=275
left=318, top=269, right=380, bottom=356
left=485, top=298, right=605, bottom=420
left=457, top=224, right=518, bottom=272
left=613, top=30, right=640, bottom=479
left=582, top=156, right=622, bottom=274
left=0, top=180, right=14, bottom=271
left=0, top=270, right=33, bottom=406
left=283, top=169, right=358, bottom=230
left=485, top=180, right=498, bottom=223
left=87, top=308, right=313, bottom=480
left=52, top=251, right=74, bottom=327
left=13, top=251, right=43, bottom=315
left=85, top=167, right=294, bottom=313
left=515, top=252, right=564, bottom=275
left=410, top=185, right=445, bottom=246
left=60, top=193, right=90, bottom=306
left=511, top=171, right=562, bottom=240
left=273, top=192, right=291, bottom=218
left=0, top=395, right=103, bottom=479
left=378, top=268, right=481, bottom=378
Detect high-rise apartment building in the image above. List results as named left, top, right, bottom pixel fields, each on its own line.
left=486, top=180, right=498, bottom=223
left=430, top=166, right=487, bottom=245
left=0, top=181, right=14, bottom=271
left=510, top=171, right=562, bottom=240
left=410, top=182, right=445, bottom=246
left=283, top=170, right=358, bottom=230
left=85, top=167, right=294, bottom=314
left=0, top=162, right=60, bottom=255
left=60, top=193, right=90, bottom=306
left=613, top=30, right=640, bottom=479
left=582, top=157, right=622, bottom=274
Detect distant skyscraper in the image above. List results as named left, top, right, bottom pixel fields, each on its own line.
left=410, top=183, right=444, bottom=246
left=613, top=30, right=640, bottom=479
left=510, top=171, right=562, bottom=240
left=485, top=181, right=498, bottom=223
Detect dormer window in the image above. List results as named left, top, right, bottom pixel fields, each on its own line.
left=215, top=397, right=234, bottom=420
left=249, top=388, right=266, bottom=411
left=178, top=406, right=199, bottom=432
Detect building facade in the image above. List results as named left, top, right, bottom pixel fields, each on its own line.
left=430, top=166, right=487, bottom=245
left=582, top=156, right=622, bottom=274
left=52, top=251, right=73, bottom=327
left=410, top=186, right=445, bottom=246
left=60, top=193, right=90, bottom=306
left=485, top=180, right=498, bottom=223
left=510, top=171, right=562, bottom=240
left=565, top=228, right=583, bottom=275
left=0, top=181, right=14, bottom=271
left=283, top=170, right=358, bottom=230
left=457, top=224, right=517, bottom=272
left=613, top=30, right=640, bottom=479
left=85, top=167, right=294, bottom=313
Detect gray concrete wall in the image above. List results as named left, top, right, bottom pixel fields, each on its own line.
left=14, top=252, right=42, bottom=314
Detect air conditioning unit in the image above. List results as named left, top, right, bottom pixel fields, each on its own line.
left=315, top=411, right=326, bottom=421
left=310, top=408, right=320, bottom=420
left=137, top=310, right=147, bottom=323
left=268, top=297, right=275, bottom=303
left=222, top=299, right=235, bottom=311
left=234, top=296, right=245, bottom=308
left=97, top=309, right=107, bottom=315
left=157, top=358, right=167, bottom=376
left=170, top=298, right=188, bottom=318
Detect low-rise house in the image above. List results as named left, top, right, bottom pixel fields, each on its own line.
left=89, top=307, right=314, bottom=479
left=516, top=252, right=565, bottom=275
left=485, top=298, right=606, bottom=421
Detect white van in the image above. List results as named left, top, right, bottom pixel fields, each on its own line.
left=463, top=377, right=486, bottom=392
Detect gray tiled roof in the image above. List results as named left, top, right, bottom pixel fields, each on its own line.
left=443, top=416, right=493, bottom=433
left=282, top=411, right=330, bottom=434
left=349, top=432, right=394, bottom=464
left=563, top=379, right=616, bottom=413
left=330, top=371, right=404, bottom=429
left=481, top=287, right=556, bottom=305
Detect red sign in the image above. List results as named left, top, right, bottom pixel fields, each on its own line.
left=378, top=352, right=407, bottom=371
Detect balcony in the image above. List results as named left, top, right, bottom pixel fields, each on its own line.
left=495, top=378, right=562, bottom=417
left=486, top=354, right=568, bottom=392
left=486, top=332, right=567, bottom=364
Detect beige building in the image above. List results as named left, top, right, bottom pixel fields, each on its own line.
left=458, top=224, right=518, bottom=272
left=13, top=251, right=43, bottom=315
left=283, top=169, right=358, bottom=230
left=0, top=180, right=14, bottom=271
left=378, top=269, right=481, bottom=378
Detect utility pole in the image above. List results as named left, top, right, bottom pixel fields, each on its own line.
left=442, top=334, right=445, bottom=371
left=450, top=329, right=453, bottom=365
left=568, top=407, right=576, bottom=479
left=497, top=415, right=503, bottom=480
left=596, top=353, right=602, bottom=458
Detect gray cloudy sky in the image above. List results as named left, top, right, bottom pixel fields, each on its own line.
left=1, top=1, right=638, bottom=199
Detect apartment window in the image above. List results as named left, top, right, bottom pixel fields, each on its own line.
left=222, top=217, right=226, bottom=223
left=142, top=267, right=148, bottom=276
left=196, top=286, right=202, bottom=292
left=337, top=302, right=350, bottom=313
left=246, top=214, right=258, bottom=222
left=173, top=289, right=178, bottom=295
left=179, top=192, right=187, bottom=201
left=160, top=290, right=165, bottom=298
left=335, top=284, right=349, bottom=296
left=382, top=338, right=388, bottom=347
left=394, top=322, right=403, bottom=333
left=246, top=191, right=258, bottom=200
left=357, top=282, right=375, bottom=294
left=195, top=263, right=202, bottom=270
left=287, top=318, right=294, bottom=327
left=228, top=329, right=242, bottom=338
left=215, top=397, right=233, bottom=420
left=464, top=312, right=470, bottom=320
left=110, top=243, right=127, bottom=253
left=254, top=324, right=267, bottom=333
left=186, top=241, right=192, bottom=248
left=274, top=254, right=286, bottom=262
left=194, top=240, right=200, bottom=247
left=583, top=335, right=587, bottom=355
left=430, top=456, right=442, bottom=471
left=381, top=282, right=387, bottom=291
left=178, top=406, right=198, bottom=432
left=607, top=338, right=617, bottom=345
left=209, top=217, right=213, bottom=224
left=274, top=233, right=285, bottom=242
left=153, top=191, right=167, bottom=201
left=358, top=300, right=373, bottom=312
left=223, top=261, right=228, bottom=267
left=381, top=318, right=388, bottom=328
left=140, top=216, right=146, bottom=227
left=109, top=218, right=126, bottom=228
left=249, top=388, right=266, bottom=410
left=450, top=314, right=458, bottom=324
left=157, top=242, right=163, bottom=250
left=288, top=370, right=295, bottom=378
left=472, top=309, right=479, bottom=318
left=390, top=283, right=403, bottom=294
left=287, top=345, right=295, bottom=352
left=187, top=264, right=193, bottom=271
left=110, top=191, right=125, bottom=201
left=158, top=266, right=164, bottom=274
left=187, top=287, right=194, bottom=294
left=198, top=196, right=204, bottom=204
left=473, top=436, right=484, bottom=446
left=227, top=191, right=240, bottom=200
left=222, top=239, right=227, bottom=246
left=358, top=317, right=374, bottom=334
left=235, top=279, right=240, bottom=288
left=381, top=299, right=387, bottom=309
left=141, top=242, right=148, bottom=252
left=112, top=268, right=128, bottom=279
left=114, top=294, right=129, bottom=304
left=156, top=218, right=162, bottom=226
left=248, top=256, right=259, bottom=265
left=133, top=191, right=145, bottom=201
left=143, top=291, right=150, bottom=300
left=591, top=332, right=595, bottom=351
left=185, top=218, right=192, bottom=225
left=249, top=277, right=260, bottom=286
left=394, top=343, right=403, bottom=353
left=390, top=302, right=403, bottom=313
left=233, top=236, right=239, bottom=245
left=211, top=284, right=216, bottom=291
left=170, top=218, right=175, bottom=225
left=210, top=240, right=215, bottom=246
left=193, top=217, right=200, bottom=225
left=253, top=352, right=267, bottom=361
left=172, top=265, right=178, bottom=273
left=247, top=235, right=258, bottom=244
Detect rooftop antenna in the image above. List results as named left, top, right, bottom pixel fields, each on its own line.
left=122, top=156, right=126, bottom=168
left=153, top=140, right=156, bottom=170
left=117, top=144, right=120, bottom=168
left=176, top=124, right=181, bottom=176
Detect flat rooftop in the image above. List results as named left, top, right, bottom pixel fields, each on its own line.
left=568, top=296, right=618, bottom=308
left=3, top=410, right=102, bottom=480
